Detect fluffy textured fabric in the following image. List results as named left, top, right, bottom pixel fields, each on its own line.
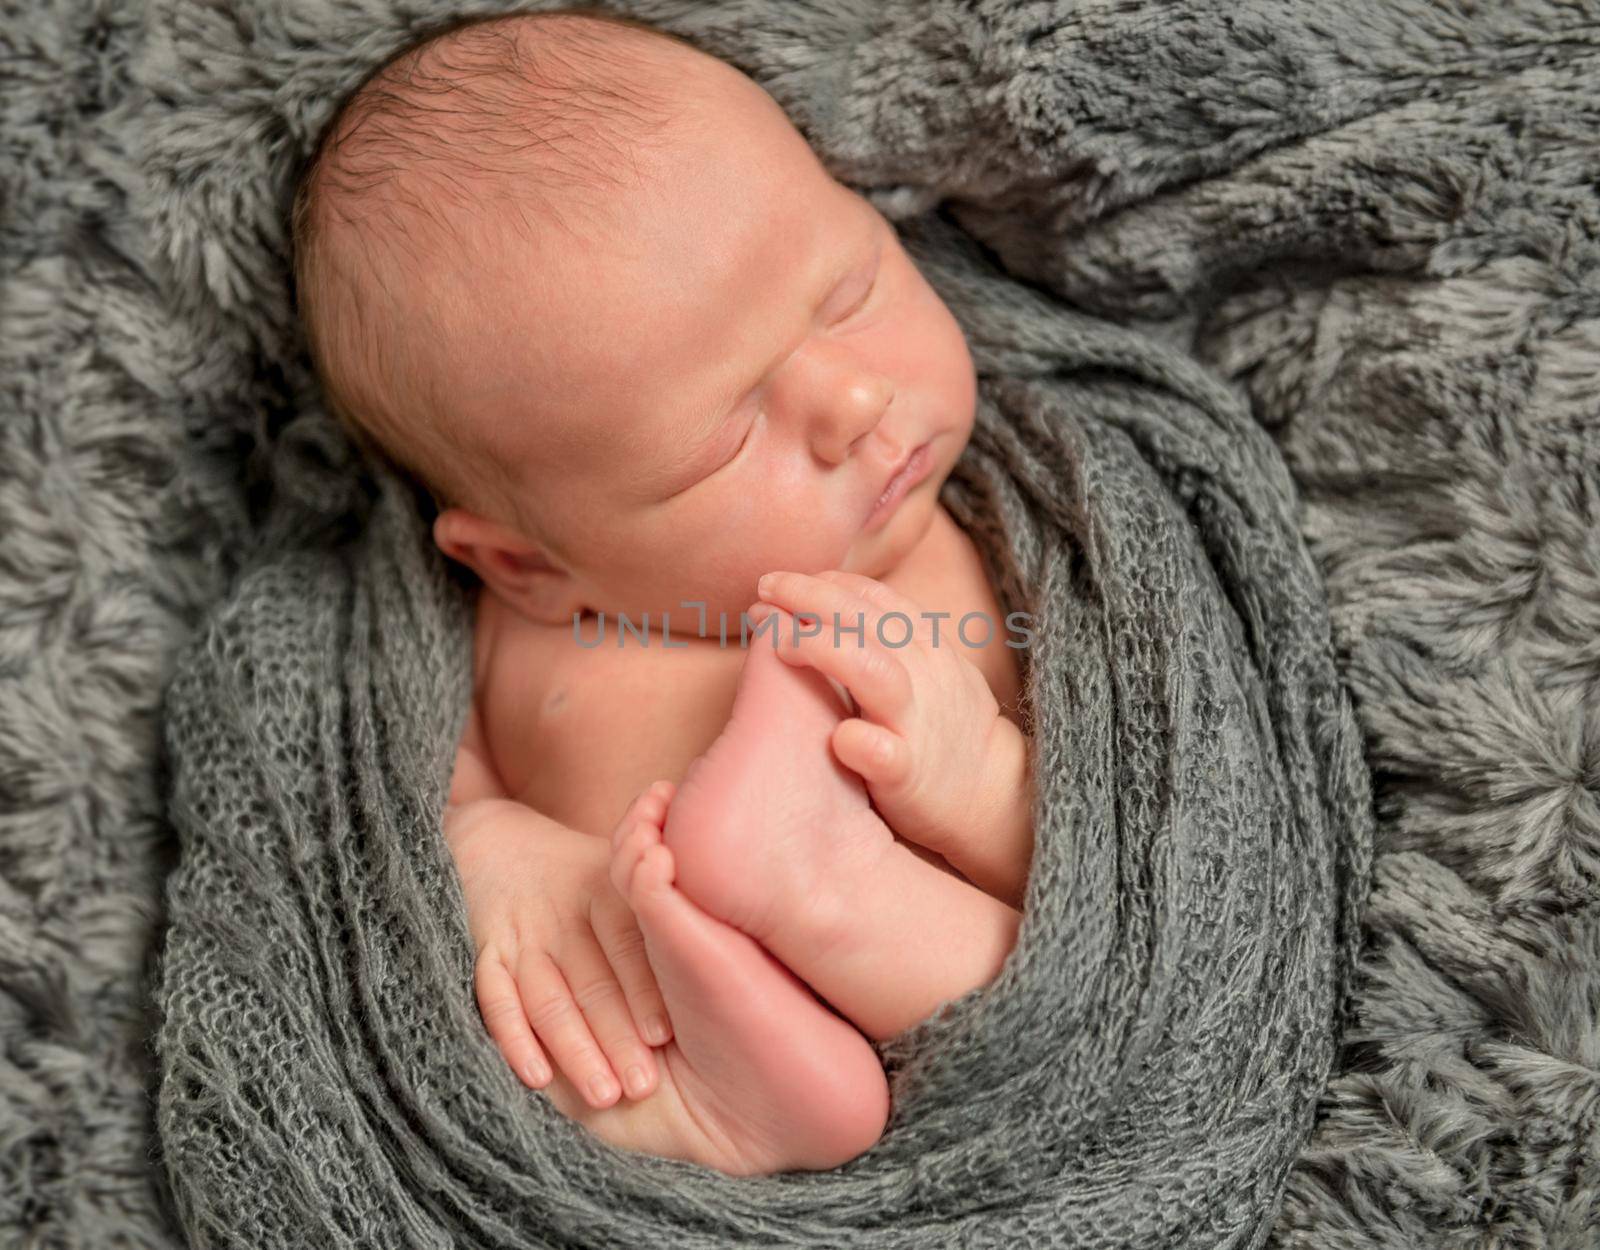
left=3, top=0, right=1597, bottom=1247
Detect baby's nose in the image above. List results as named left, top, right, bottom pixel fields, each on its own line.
left=809, top=373, right=895, bottom=466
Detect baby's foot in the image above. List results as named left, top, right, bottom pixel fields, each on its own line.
left=663, top=612, right=1024, bottom=1042
left=540, top=783, right=888, bottom=1176
left=663, top=626, right=893, bottom=950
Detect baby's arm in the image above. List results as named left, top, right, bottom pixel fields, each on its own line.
left=444, top=699, right=672, bottom=1108
left=750, top=571, right=1036, bottom=910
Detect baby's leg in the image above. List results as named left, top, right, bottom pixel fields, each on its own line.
left=663, top=639, right=1021, bottom=1042
left=542, top=782, right=888, bottom=1176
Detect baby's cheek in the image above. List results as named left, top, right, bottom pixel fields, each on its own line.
left=700, top=527, right=841, bottom=607
left=930, top=315, right=978, bottom=434
left=672, top=472, right=860, bottom=605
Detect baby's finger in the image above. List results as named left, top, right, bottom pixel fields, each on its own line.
left=474, top=952, right=552, bottom=1089
left=557, top=932, right=659, bottom=1103
left=754, top=606, right=914, bottom=727
left=831, top=717, right=914, bottom=791
left=755, top=571, right=891, bottom=644
left=592, top=897, right=673, bottom=1049
left=516, top=951, right=622, bottom=1109
left=813, top=569, right=926, bottom=624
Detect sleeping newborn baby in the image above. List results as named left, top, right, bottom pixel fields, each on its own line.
left=292, top=8, right=1034, bottom=1176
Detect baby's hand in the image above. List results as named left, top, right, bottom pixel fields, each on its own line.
left=444, top=796, right=673, bottom=1109
left=749, top=570, right=1008, bottom=859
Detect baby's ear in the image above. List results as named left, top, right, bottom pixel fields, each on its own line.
left=431, top=508, right=482, bottom=566
left=432, top=508, right=577, bottom=622
left=487, top=548, right=562, bottom=577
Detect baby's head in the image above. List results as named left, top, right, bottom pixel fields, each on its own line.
left=292, top=8, right=976, bottom=626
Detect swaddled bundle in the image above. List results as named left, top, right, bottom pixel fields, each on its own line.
left=157, top=209, right=1373, bottom=1246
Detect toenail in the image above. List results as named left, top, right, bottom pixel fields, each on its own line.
left=588, top=1074, right=618, bottom=1104
left=624, top=1065, right=649, bottom=1097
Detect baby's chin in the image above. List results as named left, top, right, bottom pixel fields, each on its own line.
left=843, top=484, right=944, bottom=582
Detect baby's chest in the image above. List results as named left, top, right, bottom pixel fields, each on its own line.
left=478, top=510, right=1023, bottom=837
left=483, top=634, right=745, bottom=837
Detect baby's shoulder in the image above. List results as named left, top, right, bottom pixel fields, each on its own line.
left=470, top=591, right=746, bottom=818
left=473, top=588, right=741, bottom=735
left=883, top=504, right=995, bottom=605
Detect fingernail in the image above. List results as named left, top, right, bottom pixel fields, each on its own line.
left=588, top=1073, right=618, bottom=1105
left=624, top=1064, right=649, bottom=1098
left=757, top=574, right=774, bottom=596
left=522, top=1059, right=547, bottom=1087
left=747, top=602, right=773, bottom=622
left=645, top=1015, right=669, bottom=1044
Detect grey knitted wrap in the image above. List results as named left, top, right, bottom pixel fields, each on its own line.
left=160, top=166, right=1373, bottom=1250
left=9, top=0, right=1599, bottom=1246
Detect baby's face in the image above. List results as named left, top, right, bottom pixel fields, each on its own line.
left=426, top=61, right=977, bottom=626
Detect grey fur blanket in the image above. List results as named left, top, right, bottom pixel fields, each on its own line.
left=5, top=0, right=1598, bottom=1247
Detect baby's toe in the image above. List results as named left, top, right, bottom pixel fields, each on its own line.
left=638, top=780, right=675, bottom=826
left=633, top=842, right=676, bottom=898
left=609, top=817, right=663, bottom=900
left=611, top=786, right=664, bottom=850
